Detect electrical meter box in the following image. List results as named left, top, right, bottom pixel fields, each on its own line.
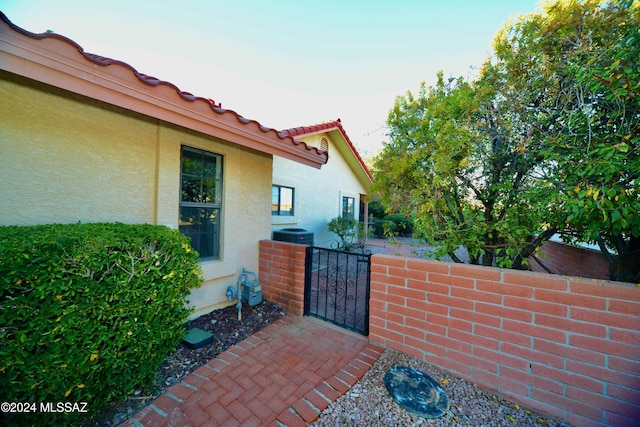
left=240, top=270, right=263, bottom=306
left=242, top=281, right=262, bottom=306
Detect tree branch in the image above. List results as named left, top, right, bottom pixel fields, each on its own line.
left=512, top=227, right=557, bottom=269
left=596, top=235, right=614, bottom=265
left=448, top=251, right=464, bottom=263
left=530, top=253, right=555, bottom=274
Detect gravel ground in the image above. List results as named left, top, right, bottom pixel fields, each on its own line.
left=312, top=348, right=570, bottom=427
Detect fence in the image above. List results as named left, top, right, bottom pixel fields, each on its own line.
left=258, top=240, right=640, bottom=427
left=304, top=246, right=371, bottom=335
left=259, top=240, right=307, bottom=316
left=530, top=239, right=610, bottom=280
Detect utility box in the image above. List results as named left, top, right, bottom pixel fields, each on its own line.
left=240, top=269, right=263, bottom=307
left=272, top=228, right=314, bottom=245
left=242, top=281, right=262, bottom=306
left=183, top=328, right=213, bottom=349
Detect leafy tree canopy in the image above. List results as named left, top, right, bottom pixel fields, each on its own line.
left=373, top=0, right=640, bottom=281
left=374, top=72, right=552, bottom=268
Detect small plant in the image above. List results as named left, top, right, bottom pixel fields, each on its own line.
left=328, top=216, right=363, bottom=250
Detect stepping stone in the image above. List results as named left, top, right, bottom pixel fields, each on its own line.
left=384, top=365, right=449, bottom=418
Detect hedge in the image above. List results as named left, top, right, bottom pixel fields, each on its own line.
left=383, top=214, right=414, bottom=236
left=0, top=223, right=202, bottom=426
left=372, top=219, right=397, bottom=238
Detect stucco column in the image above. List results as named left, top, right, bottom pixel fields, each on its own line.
left=361, top=194, right=369, bottom=243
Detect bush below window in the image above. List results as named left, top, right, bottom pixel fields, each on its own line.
left=328, top=216, right=365, bottom=250
left=0, top=223, right=202, bottom=426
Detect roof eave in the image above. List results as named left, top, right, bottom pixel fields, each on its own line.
left=282, top=120, right=373, bottom=185
left=0, top=13, right=327, bottom=168
left=327, top=128, right=374, bottom=191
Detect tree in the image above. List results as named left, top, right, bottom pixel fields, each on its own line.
left=492, top=0, right=640, bottom=281
left=374, top=0, right=639, bottom=281
left=373, top=73, right=554, bottom=267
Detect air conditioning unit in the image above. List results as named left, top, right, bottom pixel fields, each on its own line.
left=272, top=228, right=314, bottom=245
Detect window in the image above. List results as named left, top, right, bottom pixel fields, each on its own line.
left=179, top=146, right=223, bottom=259
left=342, top=196, right=355, bottom=219
left=272, top=185, right=294, bottom=216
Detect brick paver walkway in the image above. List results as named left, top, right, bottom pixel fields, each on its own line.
left=122, top=315, right=383, bottom=427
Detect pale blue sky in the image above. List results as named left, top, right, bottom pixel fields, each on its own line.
left=1, top=0, right=541, bottom=156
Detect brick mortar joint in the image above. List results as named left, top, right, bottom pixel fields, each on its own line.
left=311, top=387, right=333, bottom=404
left=149, top=404, right=168, bottom=418
left=339, top=367, right=359, bottom=380
left=301, top=397, right=322, bottom=414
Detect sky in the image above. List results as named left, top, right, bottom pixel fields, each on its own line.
left=1, top=0, right=542, bottom=157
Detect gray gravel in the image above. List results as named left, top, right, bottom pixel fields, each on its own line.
left=312, top=348, right=570, bottom=427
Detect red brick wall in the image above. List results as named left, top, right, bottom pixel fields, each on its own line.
left=369, top=254, right=640, bottom=427
left=257, top=241, right=640, bottom=426
left=258, top=240, right=306, bottom=316
left=530, top=240, right=610, bottom=280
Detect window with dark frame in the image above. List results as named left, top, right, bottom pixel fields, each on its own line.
left=272, top=185, right=294, bottom=216
left=179, top=146, right=223, bottom=260
left=342, top=196, right=355, bottom=219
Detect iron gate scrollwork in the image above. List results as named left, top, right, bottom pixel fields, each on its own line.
left=304, top=246, right=371, bottom=335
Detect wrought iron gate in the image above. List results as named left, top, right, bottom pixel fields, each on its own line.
left=304, top=246, right=371, bottom=335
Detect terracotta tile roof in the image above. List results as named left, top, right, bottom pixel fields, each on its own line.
left=0, top=12, right=328, bottom=168
left=280, top=119, right=373, bottom=183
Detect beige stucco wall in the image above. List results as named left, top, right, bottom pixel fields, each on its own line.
left=272, top=133, right=367, bottom=246
left=1, top=71, right=272, bottom=317
left=162, top=126, right=273, bottom=317
left=1, top=72, right=158, bottom=225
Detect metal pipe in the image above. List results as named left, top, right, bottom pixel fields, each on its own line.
left=236, top=271, right=246, bottom=320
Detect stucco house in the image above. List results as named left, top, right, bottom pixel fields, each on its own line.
left=0, top=13, right=327, bottom=316
left=272, top=120, right=374, bottom=247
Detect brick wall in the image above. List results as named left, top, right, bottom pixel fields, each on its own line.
left=258, top=240, right=306, bottom=316
left=257, top=241, right=640, bottom=426
left=369, top=254, right=640, bottom=427
left=530, top=240, right=610, bottom=280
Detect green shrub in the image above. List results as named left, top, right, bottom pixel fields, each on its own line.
left=0, top=223, right=202, bottom=426
left=383, top=214, right=414, bottom=236
left=373, top=219, right=398, bottom=238
left=328, top=216, right=364, bottom=250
